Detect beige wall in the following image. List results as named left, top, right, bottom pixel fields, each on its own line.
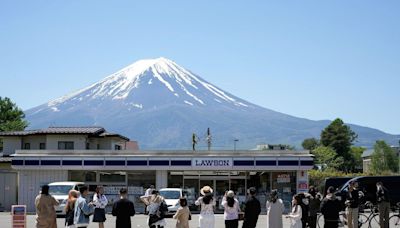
left=2, top=137, right=21, bottom=156
left=21, top=136, right=46, bottom=150
left=46, top=135, right=87, bottom=150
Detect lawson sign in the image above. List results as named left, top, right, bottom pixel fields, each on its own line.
left=193, top=158, right=233, bottom=169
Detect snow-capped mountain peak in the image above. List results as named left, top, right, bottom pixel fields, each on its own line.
left=46, top=57, right=252, bottom=109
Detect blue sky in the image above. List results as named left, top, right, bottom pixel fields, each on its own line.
left=1, top=1, right=399, bottom=134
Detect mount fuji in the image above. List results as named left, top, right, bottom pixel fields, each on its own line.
left=25, top=57, right=399, bottom=149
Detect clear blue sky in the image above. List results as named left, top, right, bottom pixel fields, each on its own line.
left=1, top=1, right=399, bottom=134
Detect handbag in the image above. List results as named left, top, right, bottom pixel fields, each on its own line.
left=238, top=212, right=244, bottom=221
left=188, top=213, right=192, bottom=220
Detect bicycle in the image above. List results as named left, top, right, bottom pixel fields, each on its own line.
left=389, top=202, right=400, bottom=227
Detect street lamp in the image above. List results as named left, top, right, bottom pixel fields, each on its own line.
left=234, top=139, right=239, bottom=151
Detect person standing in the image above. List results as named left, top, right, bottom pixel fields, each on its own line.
left=345, top=181, right=360, bottom=228
left=308, top=186, right=321, bottom=228
left=144, top=185, right=155, bottom=214
left=35, top=185, right=59, bottom=228
left=112, top=188, right=136, bottom=228
left=242, top=187, right=261, bottom=228
left=221, top=190, right=240, bottom=228
left=92, top=186, right=108, bottom=228
left=173, top=197, right=190, bottom=228
left=376, top=182, right=390, bottom=228
left=266, top=189, right=284, bottom=228
left=65, top=190, right=80, bottom=228
left=74, top=186, right=95, bottom=228
left=320, top=186, right=341, bottom=228
left=195, top=186, right=216, bottom=228
left=286, top=194, right=302, bottom=228
left=141, top=190, right=168, bottom=228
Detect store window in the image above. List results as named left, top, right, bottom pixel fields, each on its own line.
left=127, top=171, right=156, bottom=213
left=272, top=171, right=296, bottom=213
left=69, top=170, right=97, bottom=182
left=100, top=171, right=126, bottom=183
left=168, top=171, right=183, bottom=188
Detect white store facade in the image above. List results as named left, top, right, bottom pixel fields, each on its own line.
left=2, top=127, right=314, bottom=213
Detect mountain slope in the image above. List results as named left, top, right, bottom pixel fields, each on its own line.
left=25, top=57, right=400, bottom=149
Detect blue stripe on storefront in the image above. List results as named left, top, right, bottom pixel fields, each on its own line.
left=62, top=160, right=82, bottom=166
left=300, top=160, right=313, bottom=166
left=278, top=160, right=299, bottom=166
left=255, top=160, right=276, bottom=166
left=127, top=160, right=147, bottom=166
left=171, top=160, right=191, bottom=166
left=84, top=160, right=104, bottom=166
left=233, top=160, right=254, bottom=166
left=25, top=160, right=40, bottom=166
left=11, top=160, right=24, bottom=165
left=105, top=160, right=126, bottom=166
left=149, top=160, right=169, bottom=166
left=41, top=160, right=61, bottom=166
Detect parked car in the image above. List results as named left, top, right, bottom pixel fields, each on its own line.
left=336, top=176, right=400, bottom=207
left=48, top=181, right=85, bottom=214
left=159, top=188, right=187, bottom=214
left=323, top=177, right=353, bottom=195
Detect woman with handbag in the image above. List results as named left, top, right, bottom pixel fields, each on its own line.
left=195, top=186, right=216, bottom=228
left=221, top=190, right=241, bottom=228
left=141, top=190, right=167, bottom=228
left=65, top=190, right=79, bottom=228
left=173, top=197, right=191, bottom=228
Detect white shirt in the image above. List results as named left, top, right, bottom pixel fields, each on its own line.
left=93, top=194, right=108, bottom=209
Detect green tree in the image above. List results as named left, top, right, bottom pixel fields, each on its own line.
left=302, top=138, right=319, bottom=151
left=312, top=146, right=344, bottom=171
left=0, top=97, right=28, bottom=152
left=320, top=118, right=357, bottom=172
left=350, top=146, right=365, bottom=172
left=0, top=97, right=28, bottom=131
left=371, top=140, right=399, bottom=174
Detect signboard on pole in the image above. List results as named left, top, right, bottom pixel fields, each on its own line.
left=11, top=205, right=26, bottom=228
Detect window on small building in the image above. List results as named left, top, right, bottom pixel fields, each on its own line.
left=97, top=144, right=100, bottom=150
left=39, top=143, right=46, bottom=150
left=114, top=145, right=122, bottom=150
left=86, top=143, right=90, bottom=150
left=24, top=143, right=30, bottom=149
left=58, top=141, right=74, bottom=150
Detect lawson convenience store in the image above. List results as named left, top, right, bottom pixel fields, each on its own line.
left=11, top=149, right=313, bottom=212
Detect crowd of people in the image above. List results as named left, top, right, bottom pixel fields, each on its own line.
left=34, top=181, right=391, bottom=228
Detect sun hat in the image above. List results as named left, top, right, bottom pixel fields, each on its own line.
left=227, top=190, right=235, bottom=198
left=200, top=186, right=213, bottom=195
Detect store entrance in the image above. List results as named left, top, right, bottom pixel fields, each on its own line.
left=199, top=178, right=229, bottom=212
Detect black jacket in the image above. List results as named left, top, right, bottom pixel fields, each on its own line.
left=242, top=196, right=261, bottom=228
left=377, top=186, right=390, bottom=203
left=320, top=195, right=341, bottom=222
left=112, top=198, right=135, bottom=228
left=346, top=189, right=360, bottom=208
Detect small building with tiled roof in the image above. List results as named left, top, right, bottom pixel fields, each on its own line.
left=0, top=126, right=133, bottom=156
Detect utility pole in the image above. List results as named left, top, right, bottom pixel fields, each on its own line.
left=206, top=128, right=212, bottom=151
left=234, top=139, right=239, bottom=151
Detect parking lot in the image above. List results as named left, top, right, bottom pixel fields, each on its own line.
left=3, top=213, right=288, bottom=228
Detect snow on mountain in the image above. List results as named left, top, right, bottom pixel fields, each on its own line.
left=46, top=57, right=251, bottom=110
left=25, top=57, right=400, bottom=149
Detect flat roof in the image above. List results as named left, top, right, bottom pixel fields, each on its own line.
left=12, top=149, right=312, bottom=157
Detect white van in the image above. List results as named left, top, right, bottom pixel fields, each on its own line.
left=48, top=181, right=85, bottom=214
left=159, top=188, right=186, bottom=214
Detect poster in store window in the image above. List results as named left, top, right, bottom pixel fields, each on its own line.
left=277, top=174, right=291, bottom=183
